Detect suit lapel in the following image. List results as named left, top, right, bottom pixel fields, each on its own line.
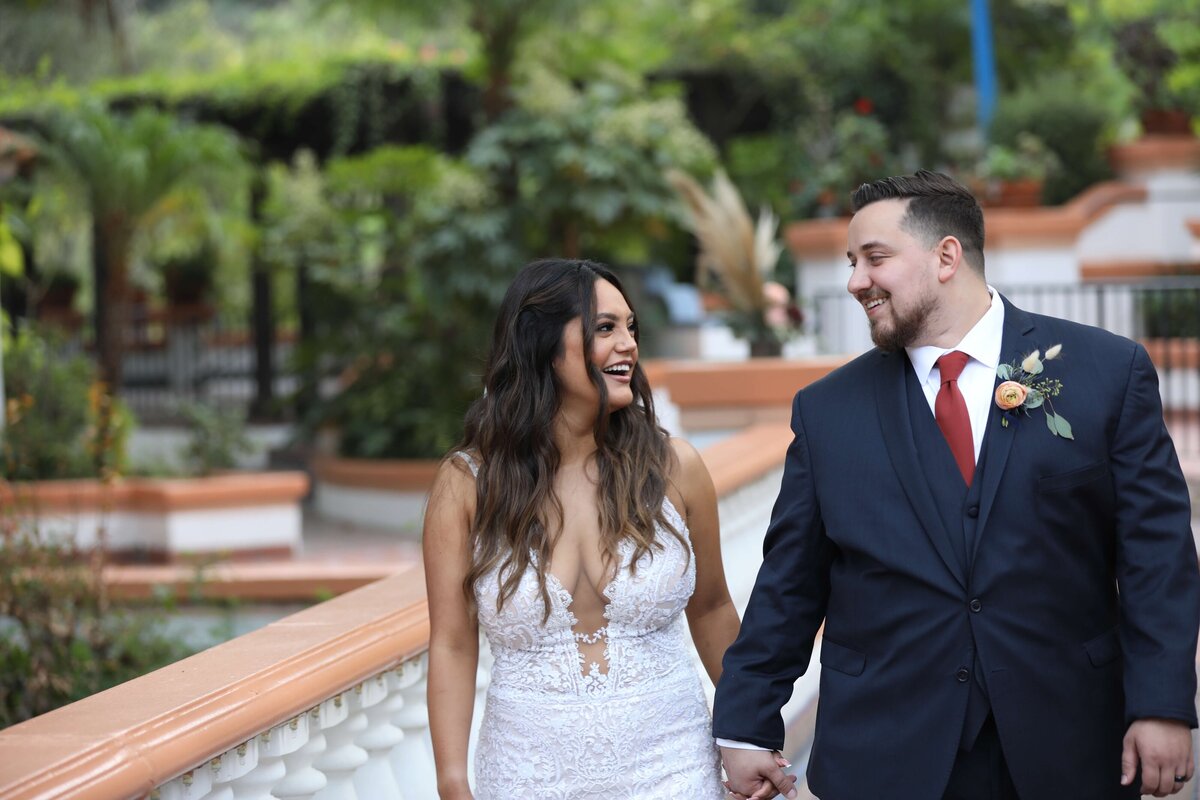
left=970, top=297, right=1037, bottom=565
left=876, top=351, right=967, bottom=588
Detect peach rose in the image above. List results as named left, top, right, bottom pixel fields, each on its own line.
left=994, top=380, right=1028, bottom=410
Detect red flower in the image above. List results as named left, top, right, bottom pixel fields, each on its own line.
left=854, top=97, right=874, bottom=115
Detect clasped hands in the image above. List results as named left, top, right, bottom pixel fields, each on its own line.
left=720, top=747, right=797, bottom=800
left=721, top=719, right=1194, bottom=800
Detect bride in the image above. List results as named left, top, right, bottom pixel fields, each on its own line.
left=423, top=258, right=741, bottom=798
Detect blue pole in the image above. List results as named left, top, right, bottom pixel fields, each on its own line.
left=971, top=0, right=999, bottom=134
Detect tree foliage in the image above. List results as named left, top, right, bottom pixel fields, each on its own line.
left=33, top=103, right=246, bottom=388
left=468, top=68, right=716, bottom=260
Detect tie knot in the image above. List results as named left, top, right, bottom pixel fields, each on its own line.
left=937, top=350, right=970, bottom=383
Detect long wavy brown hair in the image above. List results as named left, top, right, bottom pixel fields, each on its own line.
left=454, top=258, right=683, bottom=620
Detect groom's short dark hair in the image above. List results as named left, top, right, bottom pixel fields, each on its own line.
left=851, top=170, right=986, bottom=275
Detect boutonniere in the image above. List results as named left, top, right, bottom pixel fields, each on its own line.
left=995, top=343, right=1073, bottom=439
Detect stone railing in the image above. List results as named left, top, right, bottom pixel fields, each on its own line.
left=0, top=423, right=799, bottom=799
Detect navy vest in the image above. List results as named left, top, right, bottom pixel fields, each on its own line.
left=904, top=361, right=992, bottom=749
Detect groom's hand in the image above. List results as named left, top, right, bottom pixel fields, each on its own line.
left=720, top=746, right=797, bottom=800
left=1121, top=718, right=1194, bottom=797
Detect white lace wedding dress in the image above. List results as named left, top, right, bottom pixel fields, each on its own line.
left=459, top=455, right=725, bottom=799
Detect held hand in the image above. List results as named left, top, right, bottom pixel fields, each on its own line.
left=1121, top=718, right=1194, bottom=797
left=720, top=746, right=797, bottom=800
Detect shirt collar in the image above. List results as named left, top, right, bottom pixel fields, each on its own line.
left=906, top=287, right=1005, bottom=384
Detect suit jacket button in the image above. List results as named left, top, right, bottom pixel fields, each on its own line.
left=969, top=598, right=982, bottom=613
left=967, top=504, right=979, bottom=518
left=956, top=667, right=970, bottom=683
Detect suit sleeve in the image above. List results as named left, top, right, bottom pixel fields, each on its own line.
left=712, top=390, right=835, bottom=749
left=1112, top=344, right=1200, bottom=727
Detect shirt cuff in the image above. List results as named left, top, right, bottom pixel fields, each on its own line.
left=716, top=738, right=771, bottom=751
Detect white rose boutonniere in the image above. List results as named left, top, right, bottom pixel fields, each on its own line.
left=995, top=344, right=1073, bottom=439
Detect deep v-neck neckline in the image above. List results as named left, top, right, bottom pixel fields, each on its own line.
left=543, top=542, right=626, bottom=622
left=539, top=495, right=687, bottom=623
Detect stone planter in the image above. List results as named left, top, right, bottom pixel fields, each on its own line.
left=1, top=471, right=310, bottom=562
left=311, top=456, right=440, bottom=532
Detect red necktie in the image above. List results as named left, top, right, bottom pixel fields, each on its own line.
left=935, top=351, right=974, bottom=486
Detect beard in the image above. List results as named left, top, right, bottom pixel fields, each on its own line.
left=866, top=293, right=936, bottom=352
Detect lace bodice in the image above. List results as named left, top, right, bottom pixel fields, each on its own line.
left=456, top=453, right=724, bottom=799
left=474, top=493, right=696, bottom=696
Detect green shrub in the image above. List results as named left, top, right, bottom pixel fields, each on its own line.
left=179, top=402, right=253, bottom=477
left=0, top=327, right=131, bottom=482
left=787, top=109, right=902, bottom=218
left=1140, top=288, right=1200, bottom=339
left=990, top=73, right=1119, bottom=205
left=0, top=527, right=196, bottom=729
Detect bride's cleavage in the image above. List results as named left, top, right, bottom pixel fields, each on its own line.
left=549, top=565, right=614, bottom=678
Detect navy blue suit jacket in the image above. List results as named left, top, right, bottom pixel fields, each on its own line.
left=712, top=298, right=1200, bottom=800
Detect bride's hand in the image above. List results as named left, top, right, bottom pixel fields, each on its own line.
left=720, top=747, right=797, bottom=799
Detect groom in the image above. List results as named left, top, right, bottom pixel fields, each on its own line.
left=714, top=171, right=1200, bottom=800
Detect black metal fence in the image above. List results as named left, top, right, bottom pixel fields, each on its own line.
left=52, top=314, right=299, bottom=424
left=810, top=279, right=1200, bottom=458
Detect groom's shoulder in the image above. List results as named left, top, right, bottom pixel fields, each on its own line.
left=1021, top=306, right=1140, bottom=359
left=798, top=348, right=887, bottom=400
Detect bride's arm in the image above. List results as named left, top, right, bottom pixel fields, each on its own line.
left=423, top=459, right=480, bottom=800
left=672, top=437, right=741, bottom=686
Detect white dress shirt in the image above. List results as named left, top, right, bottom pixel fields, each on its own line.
left=716, top=288, right=1005, bottom=753
left=904, top=287, right=1005, bottom=461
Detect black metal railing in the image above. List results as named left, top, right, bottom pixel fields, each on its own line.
left=123, top=315, right=299, bottom=424
left=48, top=313, right=298, bottom=424
left=809, top=279, right=1200, bottom=457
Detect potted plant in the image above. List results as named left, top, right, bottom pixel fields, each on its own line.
left=973, top=132, right=1062, bottom=208
left=666, top=169, right=799, bottom=357
left=158, top=240, right=216, bottom=320
left=1113, top=18, right=1195, bottom=135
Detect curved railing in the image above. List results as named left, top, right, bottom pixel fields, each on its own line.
left=0, top=422, right=798, bottom=799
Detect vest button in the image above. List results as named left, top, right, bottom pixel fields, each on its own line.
left=969, top=598, right=982, bottom=613
left=956, top=667, right=970, bottom=683
left=967, top=504, right=979, bottom=518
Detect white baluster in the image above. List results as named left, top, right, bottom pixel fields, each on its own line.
left=274, top=707, right=329, bottom=800
left=236, top=718, right=305, bottom=800
left=311, top=691, right=366, bottom=800
left=157, top=766, right=214, bottom=800
left=389, top=655, right=438, bottom=800
left=352, top=673, right=404, bottom=800
left=207, top=740, right=258, bottom=800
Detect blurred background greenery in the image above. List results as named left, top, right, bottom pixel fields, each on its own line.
left=0, top=0, right=1197, bottom=730
left=0, top=0, right=1196, bottom=463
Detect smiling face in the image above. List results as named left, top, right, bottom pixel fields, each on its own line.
left=846, top=198, right=942, bottom=351
left=555, top=278, right=638, bottom=418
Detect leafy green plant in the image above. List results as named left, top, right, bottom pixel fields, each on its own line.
left=1113, top=16, right=1189, bottom=113
left=988, top=72, right=1120, bottom=205
left=788, top=108, right=900, bottom=219
left=466, top=67, right=717, bottom=261
left=290, top=145, right=520, bottom=459
left=1, top=326, right=131, bottom=482
left=178, top=403, right=253, bottom=477
left=975, top=133, right=1061, bottom=183
left=1140, top=289, right=1200, bottom=339
left=0, top=524, right=197, bottom=729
